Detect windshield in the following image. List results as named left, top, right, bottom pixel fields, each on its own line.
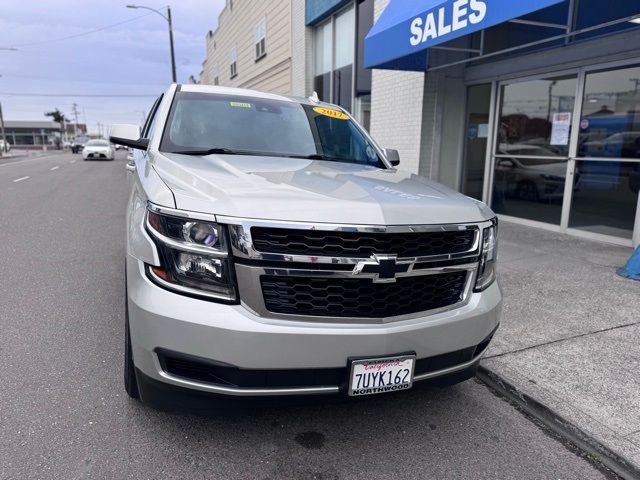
left=160, top=92, right=385, bottom=168
left=86, top=140, right=109, bottom=146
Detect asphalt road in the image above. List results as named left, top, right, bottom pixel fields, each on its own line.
left=0, top=151, right=612, bottom=479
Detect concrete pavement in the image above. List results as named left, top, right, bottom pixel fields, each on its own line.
left=0, top=151, right=613, bottom=479
left=481, top=221, right=640, bottom=478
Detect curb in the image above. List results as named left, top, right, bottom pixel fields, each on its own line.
left=477, top=365, right=640, bottom=480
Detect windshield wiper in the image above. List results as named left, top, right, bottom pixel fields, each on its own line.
left=294, top=153, right=344, bottom=162
left=171, top=147, right=245, bottom=156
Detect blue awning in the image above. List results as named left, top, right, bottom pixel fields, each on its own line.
left=364, top=0, right=566, bottom=71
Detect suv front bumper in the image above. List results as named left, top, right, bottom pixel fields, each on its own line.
left=127, top=256, right=502, bottom=399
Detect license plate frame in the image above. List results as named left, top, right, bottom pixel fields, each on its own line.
left=347, top=353, right=416, bottom=397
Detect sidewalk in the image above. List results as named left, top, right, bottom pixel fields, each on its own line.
left=481, top=221, right=639, bottom=476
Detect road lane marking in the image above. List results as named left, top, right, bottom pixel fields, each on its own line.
left=50, top=166, right=59, bottom=171
left=0, top=153, right=65, bottom=168
left=13, top=176, right=30, bottom=183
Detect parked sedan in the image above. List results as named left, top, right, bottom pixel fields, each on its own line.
left=82, top=139, right=115, bottom=160
left=0, top=139, right=11, bottom=153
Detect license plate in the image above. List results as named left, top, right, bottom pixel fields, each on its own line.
left=348, top=355, right=415, bottom=396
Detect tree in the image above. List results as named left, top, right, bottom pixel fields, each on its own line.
left=44, top=108, right=69, bottom=124
left=45, top=108, right=69, bottom=149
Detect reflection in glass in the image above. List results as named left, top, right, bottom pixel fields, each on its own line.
left=569, top=161, right=638, bottom=239
left=462, top=84, right=491, bottom=200
left=578, top=66, right=640, bottom=159
left=491, top=156, right=568, bottom=224
left=333, top=7, right=354, bottom=112
left=313, top=21, right=332, bottom=103
left=496, top=76, right=577, bottom=157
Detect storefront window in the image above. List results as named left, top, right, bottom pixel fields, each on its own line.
left=333, top=7, right=354, bottom=112
left=312, top=1, right=373, bottom=122
left=569, top=161, right=638, bottom=238
left=462, top=84, right=491, bottom=201
left=355, top=0, right=373, bottom=128
left=578, top=66, right=640, bottom=159
left=313, top=20, right=332, bottom=103
left=496, top=76, right=576, bottom=157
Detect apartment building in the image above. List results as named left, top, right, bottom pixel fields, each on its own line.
left=199, top=0, right=293, bottom=95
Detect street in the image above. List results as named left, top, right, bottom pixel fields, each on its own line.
left=0, top=151, right=614, bottom=479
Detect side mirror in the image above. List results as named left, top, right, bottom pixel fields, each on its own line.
left=384, top=148, right=400, bottom=166
left=109, top=124, right=148, bottom=150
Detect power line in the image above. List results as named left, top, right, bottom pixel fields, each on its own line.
left=0, top=92, right=157, bottom=98
left=0, top=11, right=154, bottom=49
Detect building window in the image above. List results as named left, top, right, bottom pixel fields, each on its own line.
left=229, top=47, right=237, bottom=79
left=333, top=7, right=355, bottom=113
left=313, top=20, right=332, bottom=104
left=312, top=1, right=374, bottom=123
left=212, top=66, right=220, bottom=86
left=313, top=9, right=355, bottom=112
left=255, top=17, right=266, bottom=61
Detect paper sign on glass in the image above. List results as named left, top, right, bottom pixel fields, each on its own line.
left=550, top=112, right=571, bottom=146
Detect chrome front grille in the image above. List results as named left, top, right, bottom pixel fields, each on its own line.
left=251, top=227, right=476, bottom=258
left=222, top=217, right=488, bottom=323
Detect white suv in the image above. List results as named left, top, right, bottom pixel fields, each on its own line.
left=111, top=84, right=501, bottom=409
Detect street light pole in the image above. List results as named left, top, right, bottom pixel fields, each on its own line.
left=167, top=7, right=176, bottom=83
left=0, top=75, right=6, bottom=157
left=127, top=4, right=177, bottom=82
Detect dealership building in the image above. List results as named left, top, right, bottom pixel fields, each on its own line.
left=199, top=0, right=640, bottom=247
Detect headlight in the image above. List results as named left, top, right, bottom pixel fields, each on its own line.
left=474, top=221, right=497, bottom=292
left=145, top=208, right=237, bottom=302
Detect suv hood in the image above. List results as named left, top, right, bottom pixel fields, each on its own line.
left=150, top=152, right=494, bottom=225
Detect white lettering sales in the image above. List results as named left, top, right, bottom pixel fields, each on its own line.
left=409, top=0, right=487, bottom=46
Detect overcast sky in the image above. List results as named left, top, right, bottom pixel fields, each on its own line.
left=0, top=0, right=225, bottom=134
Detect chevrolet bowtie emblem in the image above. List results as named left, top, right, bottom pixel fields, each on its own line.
left=352, top=254, right=412, bottom=283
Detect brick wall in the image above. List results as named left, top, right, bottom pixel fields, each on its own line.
left=369, top=0, right=427, bottom=175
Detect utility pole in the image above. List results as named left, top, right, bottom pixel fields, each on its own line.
left=72, top=103, right=79, bottom=137
left=167, top=6, right=177, bottom=82
left=0, top=101, right=7, bottom=157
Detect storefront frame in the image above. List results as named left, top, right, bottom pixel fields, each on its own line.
left=477, top=57, right=640, bottom=247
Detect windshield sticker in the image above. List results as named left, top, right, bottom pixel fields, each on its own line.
left=229, top=101, right=252, bottom=108
left=313, top=107, right=349, bottom=120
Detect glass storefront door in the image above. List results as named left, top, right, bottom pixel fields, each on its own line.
left=570, top=65, right=640, bottom=239
left=485, top=62, right=640, bottom=245
left=491, top=75, right=577, bottom=225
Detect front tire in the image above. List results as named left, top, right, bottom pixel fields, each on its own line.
left=124, top=276, right=140, bottom=399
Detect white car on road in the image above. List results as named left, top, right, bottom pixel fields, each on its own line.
left=82, top=139, right=115, bottom=160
